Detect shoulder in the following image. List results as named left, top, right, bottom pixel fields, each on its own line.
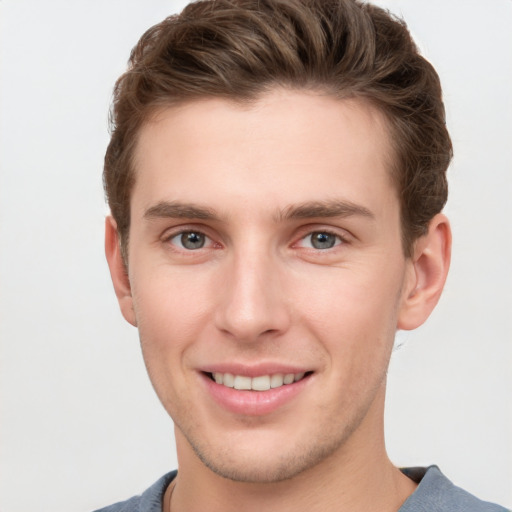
left=92, top=471, right=177, bottom=512
left=400, top=466, right=509, bottom=512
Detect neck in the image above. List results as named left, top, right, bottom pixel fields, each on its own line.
left=169, top=388, right=416, bottom=512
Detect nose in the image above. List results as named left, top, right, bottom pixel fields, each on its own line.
left=214, top=248, right=291, bottom=342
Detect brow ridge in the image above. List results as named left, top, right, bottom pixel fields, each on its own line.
left=144, top=201, right=218, bottom=221
left=143, top=199, right=374, bottom=224
left=277, top=200, right=375, bottom=221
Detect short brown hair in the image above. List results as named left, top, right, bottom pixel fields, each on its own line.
left=104, top=0, right=452, bottom=259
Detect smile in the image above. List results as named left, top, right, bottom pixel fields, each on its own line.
left=202, top=369, right=313, bottom=415
left=209, top=372, right=308, bottom=391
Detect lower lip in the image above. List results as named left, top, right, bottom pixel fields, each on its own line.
left=201, top=373, right=311, bottom=416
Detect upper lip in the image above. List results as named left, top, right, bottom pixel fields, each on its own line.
left=200, top=363, right=312, bottom=378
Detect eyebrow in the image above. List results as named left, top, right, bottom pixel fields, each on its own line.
left=277, top=200, right=375, bottom=221
left=144, top=201, right=218, bottom=221
left=143, top=199, right=375, bottom=223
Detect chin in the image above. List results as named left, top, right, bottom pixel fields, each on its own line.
left=184, top=425, right=351, bottom=484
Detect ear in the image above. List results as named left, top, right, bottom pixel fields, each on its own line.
left=104, top=216, right=137, bottom=327
left=397, top=213, right=451, bottom=331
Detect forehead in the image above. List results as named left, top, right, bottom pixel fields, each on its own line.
left=131, top=89, right=397, bottom=219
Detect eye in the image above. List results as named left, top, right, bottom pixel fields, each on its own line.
left=300, top=231, right=342, bottom=250
left=170, top=231, right=209, bottom=250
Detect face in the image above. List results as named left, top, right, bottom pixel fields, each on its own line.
left=114, top=90, right=419, bottom=482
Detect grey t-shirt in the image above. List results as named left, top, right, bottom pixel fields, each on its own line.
left=399, top=467, right=509, bottom=512
left=93, top=466, right=509, bottom=512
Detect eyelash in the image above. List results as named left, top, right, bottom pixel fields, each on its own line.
left=164, top=229, right=217, bottom=251
left=296, top=230, right=347, bottom=250
left=163, top=227, right=349, bottom=254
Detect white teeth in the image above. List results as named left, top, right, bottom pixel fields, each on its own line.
left=234, top=375, right=252, bottom=390
left=211, top=371, right=307, bottom=391
left=223, top=373, right=234, bottom=388
left=251, top=375, right=271, bottom=391
left=283, top=373, right=295, bottom=385
left=270, top=374, right=284, bottom=388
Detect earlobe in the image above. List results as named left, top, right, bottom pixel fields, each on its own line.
left=397, top=213, right=452, bottom=331
left=104, top=216, right=137, bottom=327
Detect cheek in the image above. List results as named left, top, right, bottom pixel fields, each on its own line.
left=295, top=266, right=403, bottom=368
left=129, top=274, right=208, bottom=411
left=299, top=266, right=403, bottom=328
left=129, top=268, right=215, bottom=363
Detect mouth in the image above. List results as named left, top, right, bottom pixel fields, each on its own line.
left=201, top=368, right=313, bottom=415
left=206, top=371, right=312, bottom=391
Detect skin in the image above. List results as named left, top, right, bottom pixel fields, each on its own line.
left=106, top=89, right=451, bottom=512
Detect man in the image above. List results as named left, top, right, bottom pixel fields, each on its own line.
left=97, top=0, right=508, bottom=511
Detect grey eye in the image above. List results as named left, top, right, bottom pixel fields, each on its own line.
left=180, top=231, right=206, bottom=250
left=309, top=232, right=338, bottom=249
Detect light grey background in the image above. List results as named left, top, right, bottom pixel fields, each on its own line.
left=1, top=1, right=511, bottom=510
